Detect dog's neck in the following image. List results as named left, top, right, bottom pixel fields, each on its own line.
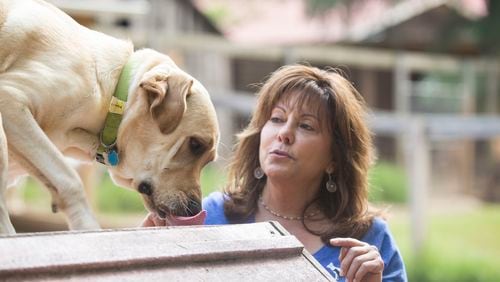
left=95, top=57, right=136, bottom=166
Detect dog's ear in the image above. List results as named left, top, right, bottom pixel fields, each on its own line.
left=140, top=73, right=193, bottom=134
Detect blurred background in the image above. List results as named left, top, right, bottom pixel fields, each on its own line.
left=6, top=0, right=500, bottom=281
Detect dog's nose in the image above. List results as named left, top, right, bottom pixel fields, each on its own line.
left=138, top=181, right=153, bottom=196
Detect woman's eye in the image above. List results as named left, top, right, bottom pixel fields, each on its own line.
left=270, top=116, right=283, bottom=123
left=300, top=123, right=314, bottom=131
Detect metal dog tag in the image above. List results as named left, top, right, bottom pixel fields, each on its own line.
left=107, top=149, right=119, bottom=166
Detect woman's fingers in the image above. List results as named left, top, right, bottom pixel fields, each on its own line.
left=152, top=214, right=167, bottom=226
left=339, top=245, right=348, bottom=261
left=330, top=238, right=366, bottom=247
left=354, top=260, right=384, bottom=282
left=140, top=213, right=156, bottom=227
left=140, top=213, right=167, bottom=227
left=330, top=238, right=384, bottom=281
left=341, top=245, right=370, bottom=277
left=331, top=237, right=364, bottom=264
left=330, top=237, right=364, bottom=247
left=345, top=251, right=378, bottom=281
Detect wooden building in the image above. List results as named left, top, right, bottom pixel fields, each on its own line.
left=0, top=222, right=334, bottom=281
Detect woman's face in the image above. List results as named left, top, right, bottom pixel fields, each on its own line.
left=259, top=92, right=333, bottom=185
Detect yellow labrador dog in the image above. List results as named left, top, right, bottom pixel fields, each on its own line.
left=0, top=0, right=219, bottom=234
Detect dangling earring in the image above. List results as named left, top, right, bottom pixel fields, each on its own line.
left=254, top=167, right=264, bottom=179
left=326, top=173, right=337, bottom=193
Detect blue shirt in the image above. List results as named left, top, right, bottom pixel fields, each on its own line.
left=203, top=192, right=407, bottom=281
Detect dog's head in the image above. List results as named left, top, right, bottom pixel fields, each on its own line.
left=108, top=51, right=219, bottom=220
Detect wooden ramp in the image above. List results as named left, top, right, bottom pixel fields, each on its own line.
left=0, top=222, right=334, bottom=281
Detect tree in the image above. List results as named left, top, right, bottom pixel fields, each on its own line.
left=305, top=0, right=400, bottom=28
left=475, top=0, right=500, bottom=54
left=305, top=0, right=355, bottom=24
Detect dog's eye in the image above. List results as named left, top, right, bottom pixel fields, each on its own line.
left=189, top=137, right=205, bottom=155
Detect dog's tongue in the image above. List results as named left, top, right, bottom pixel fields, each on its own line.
left=165, top=210, right=207, bottom=226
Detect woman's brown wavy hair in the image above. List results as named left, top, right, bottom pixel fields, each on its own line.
left=223, top=64, right=378, bottom=242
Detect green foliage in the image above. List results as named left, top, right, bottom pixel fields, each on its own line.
left=391, top=205, right=500, bottom=281
left=21, top=178, right=49, bottom=203
left=369, top=162, right=407, bottom=203
left=17, top=178, right=53, bottom=214
left=96, top=176, right=145, bottom=213
left=96, top=163, right=227, bottom=214
left=306, top=0, right=341, bottom=16
left=200, top=164, right=227, bottom=196
left=16, top=163, right=227, bottom=215
left=408, top=250, right=499, bottom=282
left=203, top=5, right=229, bottom=26
left=306, top=0, right=401, bottom=18
left=474, top=1, right=500, bottom=54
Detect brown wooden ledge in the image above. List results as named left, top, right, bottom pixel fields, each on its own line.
left=0, top=221, right=334, bottom=281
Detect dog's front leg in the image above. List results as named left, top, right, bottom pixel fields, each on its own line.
left=64, top=128, right=100, bottom=161
left=0, top=113, right=16, bottom=235
left=2, top=105, right=99, bottom=230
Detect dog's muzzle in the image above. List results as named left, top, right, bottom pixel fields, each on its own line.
left=156, top=197, right=202, bottom=218
left=137, top=181, right=202, bottom=218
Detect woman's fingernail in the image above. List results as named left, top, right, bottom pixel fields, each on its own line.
left=339, top=269, right=344, bottom=276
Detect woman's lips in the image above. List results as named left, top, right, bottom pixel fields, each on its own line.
left=270, top=150, right=293, bottom=159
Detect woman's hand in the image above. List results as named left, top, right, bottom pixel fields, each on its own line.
left=330, top=238, right=384, bottom=282
left=140, top=212, right=167, bottom=227
left=140, top=210, right=207, bottom=227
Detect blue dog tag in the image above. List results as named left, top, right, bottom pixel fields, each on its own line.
left=107, top=150, right=119, bottom=166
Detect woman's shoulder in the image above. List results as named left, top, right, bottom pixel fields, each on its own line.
left=202, top=191, right=229, bottom=225
left=363, top=217, right=390, bottom=237
left=361, top=217, right=398, bottom=254
left=364, top=217, right=408, bottom=280
left=369, top=217, right=390, bottom=232
left=203, top=191, right=225, bottom=205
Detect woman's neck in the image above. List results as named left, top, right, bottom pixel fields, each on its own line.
left=256, top=177, right=328, bottom=255
left=254, top=207, right=326, bottom=254
left=261, top=177, right=321, bottom=217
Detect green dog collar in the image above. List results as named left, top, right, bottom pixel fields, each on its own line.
left=96, top=59, right=134, bottom=166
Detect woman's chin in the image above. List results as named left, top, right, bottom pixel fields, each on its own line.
left=265, top=168, right=294, bottom=180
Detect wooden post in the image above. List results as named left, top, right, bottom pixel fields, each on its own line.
left=283, top=47, right=297, bottom=65
left=147, top=0, right=177, bottom=50
left=462, top=60, right=476, bottom=114
left=405, top=118, right=429, bottom=254
left=394, top=54, right=411, bottom=170
left=359, top=69, right=377, bottom=107
left=210, top=54, right=235, bottom=165
left=184, top=50, right=234, bottom=165
left=487, top=60, right=499, bottom=114
left=394, top=54, right=411, bottom=114
left=461, top=61, right=476, bottom=192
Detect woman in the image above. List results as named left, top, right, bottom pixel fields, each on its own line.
left=143, top=65, right=407, bottom=281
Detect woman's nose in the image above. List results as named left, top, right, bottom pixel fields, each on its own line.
left=277, top=122, right=294, bottom=144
